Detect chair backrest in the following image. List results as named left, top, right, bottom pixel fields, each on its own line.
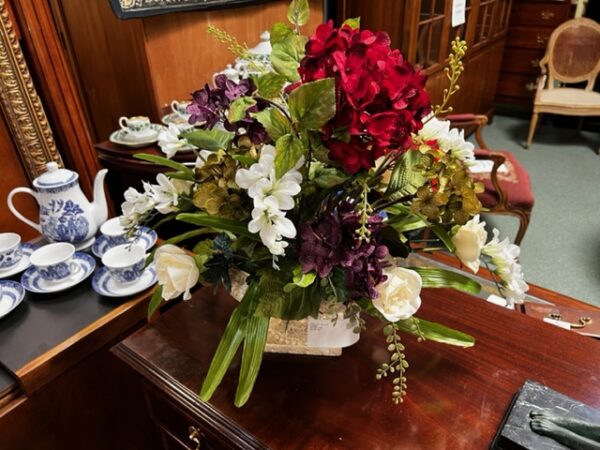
left=542, top=18, right=600, bottom=89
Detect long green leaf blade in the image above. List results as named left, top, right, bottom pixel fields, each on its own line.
left=411, top=267, right=481, bottom=294
left=147, top=285, right=163, bottom=319
left=134, top=153, right=194, bottom=175
left=177, top=212, right=251, bottom=237
left=234, top=315, right=270, bottom=407
left=397, top=317, right=475, bottom=347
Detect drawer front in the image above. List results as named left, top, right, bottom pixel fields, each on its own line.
left=496, top=72, right=538, bottom=99
left=507, top=26, right=552, bottom=49
left=501, top=48, right=546, bottom=75
left=145, top=386, right=234, bottom=450
left=510, top=2, right=570, bottom=27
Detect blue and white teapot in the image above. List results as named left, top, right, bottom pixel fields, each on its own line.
left=7, top=162, right=108, bottom=246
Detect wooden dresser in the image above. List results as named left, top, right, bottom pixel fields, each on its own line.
left=495, top=0, right=572, bottom=108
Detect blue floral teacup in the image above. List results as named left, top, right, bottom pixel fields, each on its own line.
left=30, top=242, right=79, bottom=282
left=102, top=244, right=146, bottom=285
left=0, top=233, right=22, bottom=269
left=100, top=217, right=129, bottom=247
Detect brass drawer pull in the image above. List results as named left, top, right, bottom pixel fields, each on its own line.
left=188, top=426, right=202, bottom=450
left=525, top=82, right=536, bottom=92
left=541, top=9, right=555, bottom=20
left=536, top=34, right=549, bottom=45
left=548, top=312, right=592, bottom=329
left=530, top=58, right=540, bottom=68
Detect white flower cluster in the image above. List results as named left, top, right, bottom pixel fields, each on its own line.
left=418, top=116, right=475, bottom=162
left=235, top=145, right=302, bottom=256
left=158, top=124, right=195, bottom=159
left=120, top=173, right=192, bottom=227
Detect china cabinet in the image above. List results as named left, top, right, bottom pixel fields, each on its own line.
left=337, top=0, right=512, bottom=118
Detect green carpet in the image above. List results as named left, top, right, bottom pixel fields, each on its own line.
left=469, top=114, right=600, bottom=306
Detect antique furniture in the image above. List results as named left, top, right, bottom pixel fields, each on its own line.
left=495, top=0, right=572, bottom=108
left=337, top=0, right=512, bottom=118
left=448, top=113, right=534, bottom=245
left=525, top=17, right=600, bottom=152
left=113, top=283, right=600, bottom=449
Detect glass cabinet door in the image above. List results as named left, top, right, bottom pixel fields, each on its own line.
left=416, top=0, right=449, bottom=69
left=447, top=0, right=472, bottom=53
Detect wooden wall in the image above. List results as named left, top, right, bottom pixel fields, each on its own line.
left=53, top=0, right=324, bottom=142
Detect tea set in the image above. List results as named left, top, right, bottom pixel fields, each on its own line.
left=0, top=162, right=158, bottom=319
left=109, top=115, right=167, bottom=148
left=161, top=100, right=194, bottom=131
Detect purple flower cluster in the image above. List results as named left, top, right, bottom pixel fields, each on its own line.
left=299, top=200, right=389, bottom=299
left=187, top=75, right=268, bottom=144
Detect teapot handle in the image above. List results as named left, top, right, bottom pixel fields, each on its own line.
left=7, top=187, right=41, bottom=233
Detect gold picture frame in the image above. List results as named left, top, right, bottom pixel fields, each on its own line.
left=0, top=0, right=62, bottom=180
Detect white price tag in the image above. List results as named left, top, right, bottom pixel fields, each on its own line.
left=452, top=0, right=466, bottom=27
left=307, top=315, right=361, bottom=348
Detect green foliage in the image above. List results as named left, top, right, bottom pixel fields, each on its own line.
left=253, top=72, right=287, bottom=99
left=342, top=17, right=360, bottom=29
left=384, top=150, right=427, bottom=198
left=289, top=78, right=336, bottom=130
left=134, top=153, right=194, bottom=176
left=397, top=317, right=475, bottom=347
left=376, top=323, right=408, bottom=404
left=270, top=22, right=294, bottom=45
left=235, top=315, right=270, bottom=407
left=271, top=34, right=307, bottom=82
left=411, top=267, right=481, bottom=294
left=252, top=107, right=292, bottom=141
left=147, top=285, right=163, bottom=319
left=328, top=266, right=349, bottom=302
left=177, top=212, right=251, bottom=237
left=310, top=163, right=350, bottom=188
left=182, top=128, right=234, bottom=151
left=193, top=239, right=214, bottom=274
left=284, top=265, right=317, bottom=292
left=287, top=0, right=310, bottom=27
left=232, top=154, right=257, bottom=166
left=274, top=133, right=305, bottom=179
left=228, top=97, right=257, bottom=122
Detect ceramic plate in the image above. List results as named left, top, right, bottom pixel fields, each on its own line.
left=0, top=280, right=25, bottom=319
left=109, top=124, right=166, bottom=148
left=92, top=265, right=157, bottom=298
left=0, top=243, right=36, bottom=279
left=21, top=252, right=96, bottom=294
left=91, top=227, right=158, bottom=258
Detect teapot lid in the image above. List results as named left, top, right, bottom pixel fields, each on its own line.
left=248, top=31, right=271, bottom=56
left=33, top=162, right=78, bottom=190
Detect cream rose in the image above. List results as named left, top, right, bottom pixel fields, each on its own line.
left=154, top=244, right=200, bottom=301
left=373, top=267, right=422, bottom=322
left=451, top=215, right=487, bottom=273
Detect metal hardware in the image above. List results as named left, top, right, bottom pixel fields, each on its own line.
left=536, top=34, right=549, bottom=45
left=188, top=426, right=202, bottom=450
left=525, top=82, right=536, bottom=92
left=530, top=58, right=540, bottom=68
left=541, top=9, right=555, bottom=20
left=547, top=312, right=592, bottom=329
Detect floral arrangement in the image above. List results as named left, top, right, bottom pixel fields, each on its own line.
left=122, top=0, right=528, bottom=407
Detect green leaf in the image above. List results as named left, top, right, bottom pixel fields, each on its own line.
left=430, top=223, right=456, bottom=252
left=134, top=153, right=194, bottom=176
left=292, top=266, right=316, bottom=287
left=287, top=0, right=309, bottom=27
left=181, top=128, right=234, bottom=151
left=232, top=154, right=257, bottom=166
left=274, top=133, right=305, bottom=179
left=253, top=72, right=287, bottom=99
left=164, top=170, right=195, bottom=182
left=228, top=97, right=256, bottom=123
left=177, top=212, right=251, bottom=237
left=252, top=107, right=292, bottom=141
left=193, top=239, right=214, bottom=274
left=384, top=150, right=426, bottom=198
left=388, top=213, right=428, bottom=233
left=270, top=22, right=294, bottom=45
left=311, top=165, right=350, bottom=188
left=289, top=78, right=336, bottom=130
left=271, top=34, right=307, bottom=82
left=410, top=267, right=481, bottom=294
left=398, top=318, right=475, bottom=347
left=328, top=266, right=349, bottom=302
left=342, top=17, right=360, bottom=29
left=147, top=285, right=163, bottom=319
left=234, top=315, right=269, bottom=407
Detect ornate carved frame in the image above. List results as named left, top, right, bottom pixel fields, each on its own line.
left=0, top=0, right=62, bottom=180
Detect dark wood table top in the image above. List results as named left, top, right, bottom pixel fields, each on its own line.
left=114, top=285, right=600, bottom=450
left=94, top=140, right=196, bottom=163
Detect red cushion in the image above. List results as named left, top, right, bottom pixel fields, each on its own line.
left=471, top=149, right=534, bottom=209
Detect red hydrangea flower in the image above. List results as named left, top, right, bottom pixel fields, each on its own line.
left=299, top=21, right=431, bottom=173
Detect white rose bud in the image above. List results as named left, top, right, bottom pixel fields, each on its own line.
left=451, top=215, right=487, bottom=273
left=373, top=267, right=422, bottom=322
left=154, top=244, right=200, bottom=301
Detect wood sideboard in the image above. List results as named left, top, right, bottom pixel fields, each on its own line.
left=113, top=284, right=600, bottom=450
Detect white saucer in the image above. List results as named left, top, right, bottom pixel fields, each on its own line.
left=91, top=227, right=158, bottom=258
left=21, top=252, right=96, bottom=294
left=0, top=243, right=36, bottom=279
left=0, top=280, right=25, bottom=319
left=73, top=236, right=96, bottom=252
left=92, top=265, right=157, bottom=297
left=161, top=112, right=194, bottom=130
left=109, top=124, right=166, bottom=148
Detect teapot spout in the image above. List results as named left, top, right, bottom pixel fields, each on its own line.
left=91, top=168, right=109, bottom=227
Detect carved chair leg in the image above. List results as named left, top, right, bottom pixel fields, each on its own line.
left=525, top=113, right=539, bottom=149
left=514, top=210, right=531, bottom=246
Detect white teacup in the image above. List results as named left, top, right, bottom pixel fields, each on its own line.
left=102, top=244, right=146, bottom=285
left=100, top=217, right=129, bottom=247
left=30, top=243, right=79, bottom=282
left=0, top=232, right=22, bottom=269
left=171, top=100, right=191, bottom=119
left=119, top=116, right=153, bottom=139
